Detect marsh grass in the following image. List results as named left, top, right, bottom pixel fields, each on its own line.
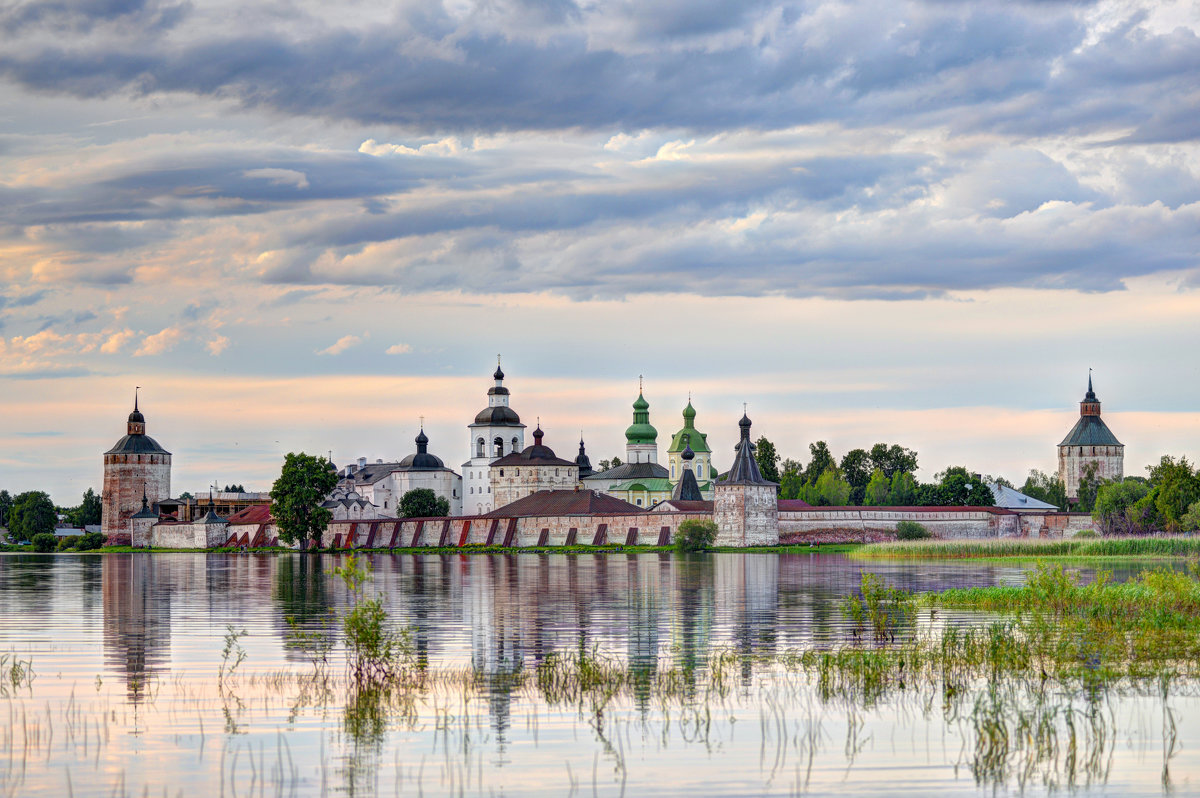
left=852, top=535, right=1200, bottom=560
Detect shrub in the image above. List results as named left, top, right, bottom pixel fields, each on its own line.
left=76, top=532, right=105, bottom=550
left=56, top=535, right=80, bottom=551
left=32, top=533, right=58, bottom=552
left=1073, top=529, right=1098, bottom=539
left=894, top=520, right=931, bottom=540
left=675, top=519, right=719, bottom=552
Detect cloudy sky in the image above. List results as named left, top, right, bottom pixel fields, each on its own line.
left=1, top=0, right=1199, bottom=503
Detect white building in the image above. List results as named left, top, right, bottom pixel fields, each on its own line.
left=462, top=361, right=526, bottom=515
left=1057, top=374, right=1124, bottom=504
left=340, top=428, right=463, bottom=516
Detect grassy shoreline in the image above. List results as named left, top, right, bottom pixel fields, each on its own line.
left=0, top=542, right=859, bottom=556
left=851, top=535, right=1200, bottom=560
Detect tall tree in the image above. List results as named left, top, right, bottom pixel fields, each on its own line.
left=839, top=448, right=871, bottom=505
left=270, top=453, right=338, bottom=548
left=863, top=469, right=890, bottom=506
left=0, top=489, right=13, bottom=529
left=1020, top=469, right=1067, bottom=510
left=1147, top=456, right=1200, bottom=526
left=754, top=436, right=780, bottom=484
left=933, top=466, right=995, bottom=506
left=1076, top=462, right=1102, bottom=512
left=9, top=491, right=57, bottom=540
left=867, top=443, right=918, bottom=478
left=399, top=489, right=450, bottom=518
left=70, top=488, right=102, bottom=527
left=778, top=460, right=805, bottom=501
left=803, top=441, right=835, bottom=485
left=887, top=471, right=917, bottom=505
left=814, top=468, right=851, bottom=506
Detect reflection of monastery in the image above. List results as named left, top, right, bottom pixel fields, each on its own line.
left=101, top=368, right=1111, bottom=548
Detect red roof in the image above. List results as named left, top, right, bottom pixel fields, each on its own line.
left=776, top=499, right=812, bottom=511
left=227, top=505, right=273, bottom=525
left=486, top=490, right=641, bottom=518
left=783, top=505, right=1014, bottom=515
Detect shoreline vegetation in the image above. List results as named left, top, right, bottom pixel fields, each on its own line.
left=0, top=542, right=862, bottom=555
left=852, top=535, right=1200, bottom=560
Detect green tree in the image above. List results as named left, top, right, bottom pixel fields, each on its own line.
left=597, top=456, right=623, bottom=473
left=1093, top=478, right=1154, bottom=535
left=863, top=469, right=890, bottom=506
left=803, top=441, right=835, bottom=485
left=779, top=462, right=805, bottom=501
left=1020, top=469, right=1066, bottom=510
left=887, top=471, right=918, bottom=505
left=1147, top=456, right=1200, bottom=528
left=754, top=436, right=780, bottom=484
left=674, top=519, right=718, bottom=553
left=69, top=488, right=102, bottom=527
left=0, top=489, right=11, bottom=529
left=399, top=488, right=450, bottom=518
left=9, top=491, right=57, bottom=540
left=839, top=448, right=871, bottom=505
left=270, top=453, right=338, bottom=548
left=32, top=533, right=57, bottom=552
left=815, top=467, right=851, bottom=506
left=223, top=484, right=246, bottom=493
left=927, top=467, right=995, bottom=506
left=868, top=443, right=918, bottom=478
left=1182, top=501, right=1200, bottom=533
left=1076, top=463, right=1102, bottom=512
left=894, top=520, right=931, bottom=540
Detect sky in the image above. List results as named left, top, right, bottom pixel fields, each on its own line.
left=1, top=0, right=1199, bottom=504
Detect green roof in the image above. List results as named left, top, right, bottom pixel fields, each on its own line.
left=625, top=391, right=657, bottom=445
left=667, top=401, right=711, bottom=453
left=610, top=478, right=711, bottom=493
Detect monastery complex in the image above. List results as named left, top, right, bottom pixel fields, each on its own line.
left=101, top=362, right=1119, bottom=549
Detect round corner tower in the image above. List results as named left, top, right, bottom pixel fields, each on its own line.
left=101, top=394, right=172, bottom=545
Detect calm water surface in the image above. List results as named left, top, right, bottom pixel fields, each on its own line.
left=0, top=552, right=1194, bottom=797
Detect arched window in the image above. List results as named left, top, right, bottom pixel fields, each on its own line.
left=671, top=465, right=675, bottom=478
left=476, top=438, right=485, bottom=458
left=494, top=437, right=504, bottom=457
left=512, top=436, right=519, bottom=452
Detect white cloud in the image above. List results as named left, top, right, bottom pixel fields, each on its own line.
left=100, top=329, right=136, bottom=354
left=358, top=137, right=464, bottom=157
left=206, top=335, right=230, bottom=355
left=316, top=334, right=364, bottom=356
left=385, top=343, right=412, bottom=355
left=243, top=168, right=309, bottom=189
left=134, top=326, right=184, bottom=356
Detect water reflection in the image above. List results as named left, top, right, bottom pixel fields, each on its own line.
left=0, top=551, right=1193, bottom=797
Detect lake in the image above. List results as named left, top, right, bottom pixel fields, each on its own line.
left=0, top=551, right=1194, bottom=796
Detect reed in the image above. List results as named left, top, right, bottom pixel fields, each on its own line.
left=852, top=535, right=1200, bottom=560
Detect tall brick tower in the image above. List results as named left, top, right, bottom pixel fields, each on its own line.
left=101, top=392, right=172, bottom=545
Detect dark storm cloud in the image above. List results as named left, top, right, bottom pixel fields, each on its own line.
left=0, top=0, right=1192, bottom=141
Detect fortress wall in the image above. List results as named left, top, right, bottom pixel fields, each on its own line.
left=321, top=512, right=710, bottom=549
left=778, top=507, right=1019, bottom=543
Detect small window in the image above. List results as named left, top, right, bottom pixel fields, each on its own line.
left=383, top=501, right=388, bottom=509
left=499, top=469, right=504, bottom=477
left=636, top=498, right=643, bottom=506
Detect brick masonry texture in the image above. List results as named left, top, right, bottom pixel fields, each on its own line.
left=101, top=453, right=171, bottom=544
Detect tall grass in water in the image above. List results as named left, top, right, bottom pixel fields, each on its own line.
left=852, top=535, right=1200, bottom=560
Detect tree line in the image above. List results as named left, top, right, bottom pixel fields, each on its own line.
left=751, top=437, right=996, bottom=507
left=0, top=487, right=102, bottom=541
left=1087, top=456, right=1200, bottom=535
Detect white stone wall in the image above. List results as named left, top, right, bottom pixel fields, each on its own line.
left=149, top=520, right=229, bottom=549
left=462, top=464, right=496, bottom=516
left=626, top=443, right=658, bottom=464
left=1058, top=445, right=1124, bottom=501
left=713, top=484, right=780, bottom=547
left=491, top=464, right=578, bottom=510
left=778, top=507, right=1020, bottom=540
left=370, top=469, right=462, bottom=516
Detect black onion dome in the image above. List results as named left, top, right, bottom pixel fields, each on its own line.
left=398, top=428, right=445, bottom=470
left=494, top=364, right=505, bottom=381
left=128, top=408, right=145, bottom=424
left=682, top=444, right=695, bottom=461
left=474, top=405, right=522, bottom=425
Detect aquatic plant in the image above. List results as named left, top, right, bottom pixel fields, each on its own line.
left=853, top=535, right=1200, bottom=560
left=840, top=572, right=913, bottom=640
left=333, top=554, right=414, bottom=685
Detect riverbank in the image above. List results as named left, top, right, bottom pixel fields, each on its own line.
left=852, top=535, right=1200, bottom=560
left=2, top=542, right=860, bottom=555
